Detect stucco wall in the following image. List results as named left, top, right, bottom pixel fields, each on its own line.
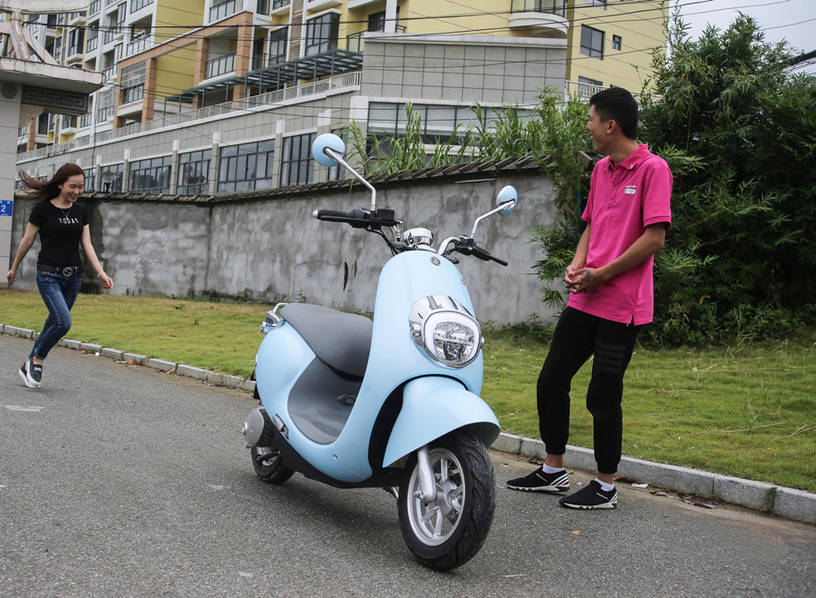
left=10, top=172, right=559, bottom=325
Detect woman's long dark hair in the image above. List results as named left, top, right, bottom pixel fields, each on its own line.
left=19, top=163, right=84, bottom=202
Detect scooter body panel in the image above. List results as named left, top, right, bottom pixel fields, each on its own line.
left=382, top=376, right=500, bottom=467
left=254, top=250, right=486, bottom=484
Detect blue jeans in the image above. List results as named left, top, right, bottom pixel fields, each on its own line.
left=31, top=269, right=82, bottom=360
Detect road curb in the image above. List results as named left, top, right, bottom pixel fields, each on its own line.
left=494, top=432, right=815, bottom=524
left=1, top=323, right=812, bottom=524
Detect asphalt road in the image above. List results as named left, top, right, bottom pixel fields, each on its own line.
left=1, top=335, right=814, bottom=598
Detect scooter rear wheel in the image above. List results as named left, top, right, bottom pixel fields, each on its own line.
left=251, top=446, right=294, bottom=484
left=397, top=431, right=496, bottom=571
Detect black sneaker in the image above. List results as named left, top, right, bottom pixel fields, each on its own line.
left=18, top=358, right=42, bottom=389
left=559, top=480, right=617, bottom=510
left=507, top=467, right=570, bottom=493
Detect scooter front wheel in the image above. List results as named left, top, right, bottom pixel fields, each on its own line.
left=251, top=446, right=294, bottom=484
left=397, top=431, right=496, bottom=571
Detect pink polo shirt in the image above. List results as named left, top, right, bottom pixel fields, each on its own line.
left=567, top=144, right=672, bottom=325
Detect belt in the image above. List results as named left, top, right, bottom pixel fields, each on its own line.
left=38, top=264, right=80, bottom=276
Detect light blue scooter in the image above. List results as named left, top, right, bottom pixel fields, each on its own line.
left=242, top=133, right=518, bottom=570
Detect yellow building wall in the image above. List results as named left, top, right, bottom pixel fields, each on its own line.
left=565, top=0, right=668, bottom=93
left=154, top=44, right=198, bottom=101
left=153, top=1, right=205, bottom=100
left=155, top=1, right=204, bottom=44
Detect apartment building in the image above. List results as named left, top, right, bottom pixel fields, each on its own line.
left=15, top=1, right=667, bottom=196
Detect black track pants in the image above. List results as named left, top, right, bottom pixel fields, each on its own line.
left=537, top=307, right=641, bottom=474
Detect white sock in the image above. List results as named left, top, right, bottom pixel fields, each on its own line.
left=595, top=477, right=615, bottom=492
left=541, top=463, right=565, bottom=474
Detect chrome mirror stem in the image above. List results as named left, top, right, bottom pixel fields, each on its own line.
left=324, top=147, right=377, bottom=212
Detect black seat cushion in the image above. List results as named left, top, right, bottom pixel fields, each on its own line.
left=280, top=303, right=372, bottom=378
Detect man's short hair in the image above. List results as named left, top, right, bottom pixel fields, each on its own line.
left=590, top=87, right=639, bottom=140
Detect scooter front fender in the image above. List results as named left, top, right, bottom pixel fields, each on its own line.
left=382, top=376, right=500, bottom=467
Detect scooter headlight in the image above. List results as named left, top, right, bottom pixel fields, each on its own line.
left=409, top=296, right=481, bottom=368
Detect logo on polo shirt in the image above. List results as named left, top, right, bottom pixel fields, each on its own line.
left=624, top=185, right=637, bottom=195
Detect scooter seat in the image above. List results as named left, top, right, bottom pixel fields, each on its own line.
left=280, top=303, right=372, bottom=378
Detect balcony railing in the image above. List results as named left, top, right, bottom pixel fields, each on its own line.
left=125, top=34, right=152, bottom=57
left=102, top=65, right=117, bottom=82
left=87, top=35, right=98, bottom=52
left=347, top=25, right=406, bottom=52
left=272, top=0, right=290, bottom=9
left=510, top=0, right=566, bottom=17
left=205, top=54, right=235, bottom=79
left=17, top=71, right=362, bottom=162
left=209, top=0, right=239, bottom=23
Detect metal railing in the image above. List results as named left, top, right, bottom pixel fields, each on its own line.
left=125, top=34, right=152, bottom=57
left=347, top=25, right=406, bottom=52
left=510, top=0, right=567, bottom=17
left=205, top=54, right=236, bottom=79
left=102, top=65, right=117, bottom=83
left=209, top=0, right=239, bottom=23
left=17, top=71, right=362, bottom=162
left=272, top=0, right=290, bottom=9
left=87, top=35, right=98, bottom=52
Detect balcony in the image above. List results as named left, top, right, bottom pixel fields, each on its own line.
left=103, top=27, right=124, bottom=46
left=125, top=34, right=152, bottom=58
left=102, top=65, right=118, bottom=83
left=89, top=0, right=101, bottom=16
left=87, top=35, right=99, bottom=52
left=205, top=54, right=235, bottom=79
left=508, top=0, right=568, bottom=37
left=347, top=25, right=406, bottom=52
left=306, top=0, right=341, bottom=11
left=209, top=0, right=239, bottom=24
left=271, top=0, right=290, bottom=14
left=348, top=0, right=378, bottom=8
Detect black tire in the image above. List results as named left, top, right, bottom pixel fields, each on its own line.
left=250, top=446, right=294, bottom=484
left=397, top=431, right=496, bottom=571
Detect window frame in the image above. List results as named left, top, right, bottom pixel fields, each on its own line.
left=279, top=133, right=315, bottom=188
left=178, top=149, right=212, bottom=195
left=580, top=25, right=604, bottom=59
left=217, top=140, right=276, bottom=193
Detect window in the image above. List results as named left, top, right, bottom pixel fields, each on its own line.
left=130, top=0, right=153, bottom=13
left=100, top=163, right=123, bottom=192
left=368, top=102, right=494, bottom=146
left=129, top=156, right=172, bottom=194
left=83, top=168, right=96, bottom=192
left=121, top=62, right=145, bottom=104
left=257, top=0, right=269, bottom=14
left=304, top=13, right=339, bottom=56
left=268, top=27, right=287, bottom=65
left=280, top=133, right=314, bottom=188
left=178, top=150, right=211, bottom=195
left=612, top=35, right=621, bottom=51
left=218, top=140, right=276, bottom=193
left=67, top=28, right=85, bottom=55
left=580, top=25, right=604, bottom=59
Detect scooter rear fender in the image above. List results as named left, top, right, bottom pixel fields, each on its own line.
left=382, top=376, right=500, bottom=467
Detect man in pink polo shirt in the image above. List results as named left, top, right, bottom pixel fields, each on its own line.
left=508, top=87, right=672, bottom=509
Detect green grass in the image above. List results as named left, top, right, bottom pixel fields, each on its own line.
left=2, top=288, right=814, bottom=492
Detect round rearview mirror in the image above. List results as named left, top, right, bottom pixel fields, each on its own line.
left=496, top=185, right=518, bottom=215
left=312, top=133, right=346, bottom=167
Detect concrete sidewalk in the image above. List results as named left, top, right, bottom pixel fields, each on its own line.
left=3, top=322, right=814, bottom=525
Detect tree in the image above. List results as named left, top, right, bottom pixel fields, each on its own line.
left=637, top=13, right=816, bottom=344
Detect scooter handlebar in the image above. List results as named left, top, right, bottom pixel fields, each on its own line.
left=312, top=208, right=400, bottom=229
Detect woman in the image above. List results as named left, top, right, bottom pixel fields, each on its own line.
left=6, top=163, right=114, bottom=389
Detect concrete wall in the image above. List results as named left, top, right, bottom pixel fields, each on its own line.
left=10, top=172, right=559, bottom=325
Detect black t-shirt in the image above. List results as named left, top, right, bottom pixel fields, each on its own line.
left=28, top=201, right=88, bottom=267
